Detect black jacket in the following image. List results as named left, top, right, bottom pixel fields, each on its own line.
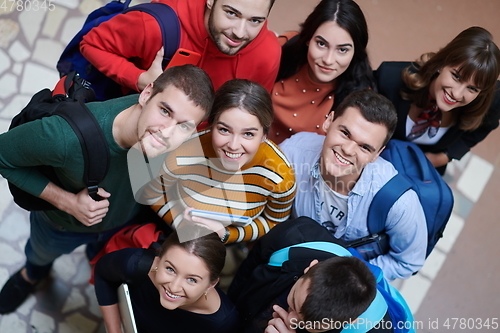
left=228, top=217, right=392, bottom=333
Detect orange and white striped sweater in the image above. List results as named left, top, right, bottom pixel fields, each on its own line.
left=142, top=130, right=296, bottom=243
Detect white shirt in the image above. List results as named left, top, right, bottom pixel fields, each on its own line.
left=406, top=115, right=450, bottom=145
left=318, top=174, right=348, bottom=228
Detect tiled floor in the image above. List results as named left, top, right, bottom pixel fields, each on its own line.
left=1, top=1, right=500, bottom=332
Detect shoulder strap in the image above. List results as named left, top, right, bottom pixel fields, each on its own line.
left=268, top=241, right=352, bottom=267
left=268, top=241, right=387, bottom=333
left=367, top=174, right=412, bottom=234
left=341, top=291, right=388, bottom=333
left=125, top=3, right=180, bottom=69
left=54, top=101, right=110, bottom=200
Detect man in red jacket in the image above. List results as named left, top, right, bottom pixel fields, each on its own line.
left=80, top=0, right=280, bottom=93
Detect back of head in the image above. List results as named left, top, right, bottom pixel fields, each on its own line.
left=278, top=0, right=374, bottom=107
left=301, top=256, right=377, bottom=323
left=208, top=79, right=274, bottom=134
left=151, top=64, right=215, bottom=120
left=159, top=224, right=226, bottom=283
left=334, top=89, right=397, bottom=146
left=405, top=26, right=500, bottom=130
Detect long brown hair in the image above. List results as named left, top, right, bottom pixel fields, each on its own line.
left=401, top=26, right=500, bottom=130
left=277, top=0, right=375, bottom=109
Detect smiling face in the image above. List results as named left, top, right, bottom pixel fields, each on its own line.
left=136, top=84, right=206, bottom=158
left=429, top=65, right=482, bottom=112
left=321, top=107, right=387, bottom=191
left=151, top=245, right=215, bottom=311
left=206, top=0, right=270, bottom=55
left=211, top=107, right=265, bottom=171
left=306, top=20, right=355, bottom=84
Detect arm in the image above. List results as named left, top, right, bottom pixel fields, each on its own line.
left=80, top=11, right=162, bottom=91
left=0, top=119, right=110, bottom=225
left=191, top=188, right=297, bottom=244
left=40, top=182, right=110, bottom=226
left=370, top=190, right=427, bottom=280
left=224, top=163, right=296, bottom=244
left=94, top=248, right=154, bottom=333
left=137, top=48, right=165, bottom=91
left=100, top=305, right=123, bottom=333
left=94, top=248, right=153, bottom=305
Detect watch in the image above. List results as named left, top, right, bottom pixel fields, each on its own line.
left=442, top=149, right=451, bottom=162
left=220, top=228, right=230, bottom=243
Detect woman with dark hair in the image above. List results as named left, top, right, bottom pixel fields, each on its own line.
left=269, top=0, right=376, bottom=144
left=140, top=79, right=296, bottom=244
left=94, top=225, right=239, bottom=333
left=376, top=26, right=500, bottom=173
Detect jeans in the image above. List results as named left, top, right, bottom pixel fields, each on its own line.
left=24, top=211, right=131, bottom=281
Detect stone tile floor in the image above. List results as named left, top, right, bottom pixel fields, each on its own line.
left=0, top=0, right=498, bottom=332
left=0, top=1, right=148, bottom=332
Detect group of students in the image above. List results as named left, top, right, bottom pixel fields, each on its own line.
left=0, top=0, right=499, bottom=332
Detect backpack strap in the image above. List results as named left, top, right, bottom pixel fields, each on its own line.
left=268, top=242, right=388, bottom=333
left=269, top=241, right=352, bottom=267
left=367, top=174, right=413, bottom=234
left=340, top=291, right=388, bottom=333
left=124, top=3, right=180, bottom=69
left=54, top=101, right=110, bottom=200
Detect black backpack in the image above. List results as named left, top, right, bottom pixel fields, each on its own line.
left=8, top=72, right=110, bottom=211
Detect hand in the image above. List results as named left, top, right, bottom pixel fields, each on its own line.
left=68, top=187, right=111, bottom=227
left=424, top=152, right=449, bottom=168
left=183, top=207, right=227, bottom=238
left=265, top=305, right=296, bottom=333
left=137, top=48, right=164, bottom=91
left=39, top=182, right=111, bottom=227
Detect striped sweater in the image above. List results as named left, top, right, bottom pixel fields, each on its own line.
left=143, top=130, right=296, bottom=243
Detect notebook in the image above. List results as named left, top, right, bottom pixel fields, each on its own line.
left=117, top=283, right=138, bottom=333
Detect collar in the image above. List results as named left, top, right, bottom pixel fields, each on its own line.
left=309, top=158, right=382, bottom=197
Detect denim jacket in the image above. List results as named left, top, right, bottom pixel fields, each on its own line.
left=280, top=132, right=427, bottom=280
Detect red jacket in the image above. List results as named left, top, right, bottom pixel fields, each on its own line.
left=80, top=0, right=280, bottom=92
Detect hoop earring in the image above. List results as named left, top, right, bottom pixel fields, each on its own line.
left=151, top=266, right=158, bottom=272
left=204, top=291, right=208, bottom=301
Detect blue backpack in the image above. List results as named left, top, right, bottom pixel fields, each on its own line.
left=56, top=0, right=180, bottom=101
left=354, top=139, right=454, bottom=259
left=268, top=241, right=416, bottom=333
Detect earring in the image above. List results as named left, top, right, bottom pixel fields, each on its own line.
left=151, top=266, right=158, bottom=272
left=204, top=291, right=208, bottom=301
